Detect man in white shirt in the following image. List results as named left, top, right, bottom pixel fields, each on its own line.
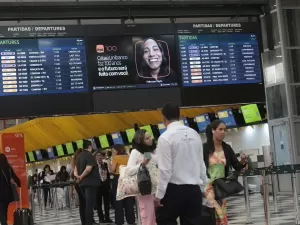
left=154, top=103, right=209, bottom=225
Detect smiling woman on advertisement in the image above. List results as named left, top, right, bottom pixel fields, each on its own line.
left=135, top=37, right=176, bottom=84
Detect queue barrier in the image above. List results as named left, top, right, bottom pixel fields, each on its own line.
left=30, top=182, right=76, bottom=221
left=232, top=165, right=300, bottom=225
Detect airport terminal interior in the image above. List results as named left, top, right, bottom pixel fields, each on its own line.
left=1, top=0, right=300, bottom=225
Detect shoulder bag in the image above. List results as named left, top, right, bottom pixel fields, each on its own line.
left=1, top=168, right=19, bottom=202
left=213, top=174, right=243, bottom=200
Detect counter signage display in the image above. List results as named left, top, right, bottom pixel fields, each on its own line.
left=66, top=142, right=74, bottom=154
left=241, top=104, right=262, bottom=124
left=126, top=128, right=136, bottom=143
left=86, top=35, right=178, bottom=90
left=217, top=109, right=237, bottom=128
left=28, top=152, right=35, bottom=162
left=99, top=135, right=109, bottom=148
left=47, top=147, right=55, bottom=159
left=112, top=132, right=124, bottom=145
left=177, top=23, right=262, bottom=87
left=195, top=113, right=211, bottom=132
left=56, top=144, right=64, bottom=156
left=0, top=38, right=88, bottom=96
left=158, top=123, right=166, bottom=135
left=35, top=150, right=43, bottom=161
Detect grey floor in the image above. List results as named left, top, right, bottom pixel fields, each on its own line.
left=33, top=194, right=297, bottom=225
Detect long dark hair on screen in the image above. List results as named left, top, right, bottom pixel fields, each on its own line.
left=132, top=129, right=156, bottom=154
left=0, top=153, right=10, bottom=173
left=138, top=38, right=169, bottom=78
left=206, top=119, right=226, bottom=155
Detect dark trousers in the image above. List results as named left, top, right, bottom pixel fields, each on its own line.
left=80, top=186, right=98, bottom=225
left=43, top=187, right=51, bottom=207
left=156, top=183, right=203, bottom=225
left=201, top=206, right=216, bottom=225
left=97, top=184, right=111, bottom=220
left=0, top=201, right=9, bottom=225
left=112, top=175, right=135, bottom=225
left=75, top=184, right=86, bottom=225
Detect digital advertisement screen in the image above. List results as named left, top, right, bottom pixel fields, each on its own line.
left=35, top=150, right=43, bottom=161
left=158, top=123, right=166, bottom=135
left=112, top=132, right=124, bottom=145
left=87, top=35, right=178, bottom=90
left=218, top=109, right=237, bottom=128
left=66, top=142, right=74, bottom=154
left=179, top=33, right=262, bottom=86
left=195, top=114, right=211, bottom=132
left=47, top=147, right=55, bottom=159
left=99, top=135, right=109, bottom=148
left=241, top=104, right=262, bottom=124
left=0, top=38, right=88, bottom=96
left=126, top=128, right=136, bottom=143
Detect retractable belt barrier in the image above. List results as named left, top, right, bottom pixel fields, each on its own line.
left=30, top=182, right=76, bottom=219
left=230, top=165, right=300, bottom=225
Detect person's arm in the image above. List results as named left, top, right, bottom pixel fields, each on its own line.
left=199, top=141, right=209, bottom=190
left=10, top=167, right=21, bottom=187
left=155, top=136, right=172, bottom=200
left=228, top=145, right=246, bottom=171
left=109, top=157, right=118, bottom=174
left=126, top=150, right=142, bottom=176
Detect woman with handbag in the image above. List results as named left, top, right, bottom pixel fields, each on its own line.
left=109, top=144, right=135, bottom=225
left=0, top=153, right=21, bottom=225
left=126, top=129, right=159, bottom=225
left=203, top=120, right=247, bottom=225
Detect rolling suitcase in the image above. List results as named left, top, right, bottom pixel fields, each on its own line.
left=13, top=188, right=34, bottom=225
left=201, top=206, right=216, bottom=225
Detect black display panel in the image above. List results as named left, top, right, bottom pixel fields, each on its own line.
left=0, top=38, right=88, bottom=95
left=86, top=35, right=178, bottom=90
left=177, top=23, right=265, bottom=106
left=179, top=33, right=262, bottom=86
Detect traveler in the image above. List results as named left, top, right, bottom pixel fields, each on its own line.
left=126, top=129, right=158, bottom=225
left=39, top=164, right=54, bottom=208
left=56, top=166, right=70, bottom=208
left=203, top=120, right=247, bottom=225
left=74, top=140, right=100, bottom=225
left=109, top=144, right=135, bottom=225
left=0, top=153, right=21, bottom=225
left=155, top=103, right=209, bottom=225
left=94, top=150, right=113, bottom=223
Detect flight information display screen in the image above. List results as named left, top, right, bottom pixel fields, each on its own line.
left=0, top=38, right=88, bottom=96
left=179, top=33, right=262, bottom=86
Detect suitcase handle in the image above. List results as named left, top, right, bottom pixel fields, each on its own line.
left=15, top=187, right=22, bottom=209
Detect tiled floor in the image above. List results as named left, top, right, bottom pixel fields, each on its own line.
left=33, top=194, right=297, bottom=225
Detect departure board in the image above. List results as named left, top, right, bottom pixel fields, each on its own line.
left=179, top=33, right=262, bottom=86
left=0, top=38, right=88, bottom=96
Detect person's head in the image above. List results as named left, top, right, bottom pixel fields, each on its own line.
left=161, top=103, right=180, bottom=127
left=113, top=144, right=126, bottom=155
left=94, top=150, right=106, bottom=164
left=44, top=165, right=51, bottom=172
left=132, top=129, right=155, bottom=154
left=83, top=140, right=93, bottom=152
left=139, top=38, right=168, bottom=78
left=206, top=120, right=227, bottom=153
left=60, top=166, right=66, bottom=173
left=0, top=153, right=9, bottom=170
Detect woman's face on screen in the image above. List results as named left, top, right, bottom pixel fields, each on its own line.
left=143, top=39, right=162, bottom=71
